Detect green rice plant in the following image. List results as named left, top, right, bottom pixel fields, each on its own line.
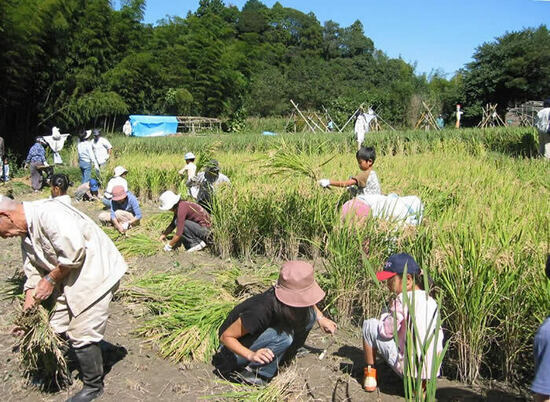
left=15, top=305, right=72, bottom=391
left=102, top=227, right=161, bottom=258
left=123, top=273, right=239, bottom=363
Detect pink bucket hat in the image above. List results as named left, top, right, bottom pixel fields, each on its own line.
left=274, top=261, right=325, bottom=307
left=111, top=185, right=127, bottom=201
left=341, top=198, right=371, bottom=223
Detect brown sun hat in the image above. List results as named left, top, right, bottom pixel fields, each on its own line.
left=111, top=185, right=127, bottom=201
left=274, top=261, right=325, bottom=307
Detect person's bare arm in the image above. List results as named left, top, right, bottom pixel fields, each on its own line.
left=32, top=265, right=72, bottom=302
left=313, top=305, right=337, bottom=334
left=220, top=318, right=274, bottom=364
left=329, top=178, right=357, bottom=187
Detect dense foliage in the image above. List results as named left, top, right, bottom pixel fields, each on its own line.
left=1, top=0, right=548, bottom=151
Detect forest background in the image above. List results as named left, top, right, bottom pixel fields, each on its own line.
left=1, top=0, right=549, bottom=153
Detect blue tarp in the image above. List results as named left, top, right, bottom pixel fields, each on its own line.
left=129, top=115, right=178, bottom=137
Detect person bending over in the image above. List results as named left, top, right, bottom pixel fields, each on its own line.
left=213, top=261, right=337, bottom=386
left=158, top=190, right=210, bottom=253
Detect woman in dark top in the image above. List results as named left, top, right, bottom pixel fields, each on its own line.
left=214, top=261, right=337, bottom=385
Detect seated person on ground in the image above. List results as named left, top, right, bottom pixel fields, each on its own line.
left=213, top=261, right=337, bottom=386
left=362, top=253, right=443, bottom=393
left=50, top=173, right=72, bottom=205
left=158, top=190, right=210, bottom=253
left=102, top=166, right=128, bottom=208
left=531, top=255, right=550, bottom=402
left=318, top=146, right=381, bottom=196
left=74, top=178, right=100, bottom=202
left=98, top=185, right=141, bottom=234
left=187, top=159, right=230, bottom=212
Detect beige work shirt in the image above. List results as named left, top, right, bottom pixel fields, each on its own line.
left=21, top=199, right=127, bottom=317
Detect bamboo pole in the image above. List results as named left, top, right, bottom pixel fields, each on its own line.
left=290, top=100, right=315, bottom=133
left=339, top=107, right=360, bottom=132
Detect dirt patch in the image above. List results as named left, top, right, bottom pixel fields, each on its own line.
left=0, top=192, right=527, bottom=401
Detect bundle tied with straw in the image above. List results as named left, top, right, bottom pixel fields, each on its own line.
left=15, top=305, right=72, bottom=391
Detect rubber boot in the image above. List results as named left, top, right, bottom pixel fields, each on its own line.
left=66, top=343, right=104, bottom=402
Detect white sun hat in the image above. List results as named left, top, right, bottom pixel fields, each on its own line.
left=184, top=152, right=196, bottom=160
left=113, top=166, right=128, bottom=177
left=159, top=191, right=181, bottom=211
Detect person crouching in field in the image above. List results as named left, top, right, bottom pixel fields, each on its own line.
left=98, top=185, right=141, bottom=234
left=362, top=253, right=443, bottom=393
left=213, top=261, right=337, bottom=386
left=318, top=146, right=381, bottom=196
left=532, top=255, right=550, bottom=402
left=0, top=196, right=127, bottom=402
left=158, top=190, right=211, bottom=253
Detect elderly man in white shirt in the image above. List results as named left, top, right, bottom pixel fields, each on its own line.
left=0, top=196, right=127, bottom=402
left=102, top=165, right=129, bottom=208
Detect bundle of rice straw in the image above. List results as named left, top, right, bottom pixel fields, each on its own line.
left=15, top=305, right=72, bottom=391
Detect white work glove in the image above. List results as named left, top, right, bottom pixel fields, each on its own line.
left=318, top=179, right=330, bottom=188
left=43, top=161, right=49, bottom=167
left=121, top=222, right=130, bottom=231
left=163, top=244, right=173, bottom=252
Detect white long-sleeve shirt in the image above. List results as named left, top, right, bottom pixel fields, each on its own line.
left=77, top=140, right=99, bottom=168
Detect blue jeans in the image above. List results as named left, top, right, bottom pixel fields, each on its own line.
left=79, top=161, right=92, bottom=184
left=216, top=308, right=316, bottom=379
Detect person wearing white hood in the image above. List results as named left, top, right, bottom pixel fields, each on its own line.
left=43, top=127, right=70, bottom=165
left=102, top=166, right=129, bottom=208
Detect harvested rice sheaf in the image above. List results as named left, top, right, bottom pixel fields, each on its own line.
left=123, top=273, right=239, bottom=363
left=15, top=305, right=72, bottom=391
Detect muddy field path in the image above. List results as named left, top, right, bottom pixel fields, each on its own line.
left=0, top=191, right=526, bottom=401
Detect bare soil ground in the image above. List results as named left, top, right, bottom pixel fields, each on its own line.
left=0, top=185, right=528, bottom=401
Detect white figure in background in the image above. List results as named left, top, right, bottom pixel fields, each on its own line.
left=123, top=120, right=132, bottom=136
left=455, top=104, right=464, bottom=129
left=354, top=108, right=377, bottom=150
left=42, top=127, right=70, bottom=164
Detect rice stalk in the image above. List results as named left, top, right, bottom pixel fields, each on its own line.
left=15, top=305, right=72, bottom=391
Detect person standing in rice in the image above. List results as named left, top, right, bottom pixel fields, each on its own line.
left=92, top=129, right=113, bottom=169
left=98, top=185, right=141, bottom=234
left=102, top=166, right=128, bottom=208
left=25, top=137, right=48, bottom=192
left=187, top=160, right=230, bottom=213
left=158, top=190, right=211, bottom=253
left=536, top=98, right=550, bottom=159
left=213, top=261, right=337, bottom=385
left=179, top=152, right=197, bottom=180
left=0, top=196, right=127, bottom=402
left=355, top=109, right=368, bottom=150
left=78, top=130, right=99, bottom=184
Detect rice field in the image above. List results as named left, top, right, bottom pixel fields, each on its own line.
left=68, top=127, right=548, bottom=389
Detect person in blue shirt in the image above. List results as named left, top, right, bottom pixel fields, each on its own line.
left=25, top=137, right=47, bottom=191
left=98, top=185, right=142, bottom=234
left=532, top=255, right=550, bottom=401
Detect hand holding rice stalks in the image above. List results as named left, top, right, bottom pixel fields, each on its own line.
left=14, top=305, right=72, bottom=391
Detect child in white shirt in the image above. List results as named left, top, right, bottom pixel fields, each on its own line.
left=362, top=253, right=443, bottom=393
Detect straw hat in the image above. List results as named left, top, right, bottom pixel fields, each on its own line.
left=159, top=191, right=181, bottom=211
left=274, top=261, right=325, bottom=307
left=113, top=166, right=128, bottom=177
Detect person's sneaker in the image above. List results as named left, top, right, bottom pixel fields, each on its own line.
left=363, top=366, right=377, bottom=392
left=187, top=241, right=207, bottom=253
left=235, top=368, right=267, bottom=387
